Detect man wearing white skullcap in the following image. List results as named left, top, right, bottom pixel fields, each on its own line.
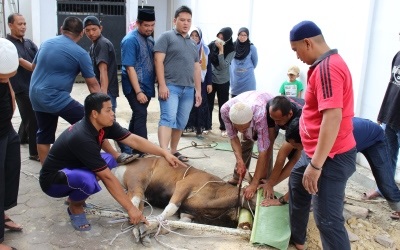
left=220, top=90, right=276, bottom=200
left=0, top=37, right=22, bottom=250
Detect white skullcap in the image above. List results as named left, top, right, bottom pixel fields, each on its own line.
left=229, top=102, right=253, bottom=125
left=0, top=38, right=19, bottom=75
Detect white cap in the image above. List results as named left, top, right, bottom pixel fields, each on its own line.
left=229, top=102, right=253, bottom=125
left=0, top=38, right=19, bottom=75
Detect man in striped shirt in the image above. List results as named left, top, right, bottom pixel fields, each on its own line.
left=289, top=21, right=356, bottom=250
left=220, top=91, right=275, bottom=200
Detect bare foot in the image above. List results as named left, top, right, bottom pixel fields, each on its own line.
left=4, top=214, right=22, bottom=231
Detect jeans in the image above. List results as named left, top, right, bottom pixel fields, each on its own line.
left=0, top=129, right=21, bottom=242
left=361, top=139, right=400, bottom=211
left=125, top=91, right=151, bottom=155
left=289, top=148, right=357, bottom=250
left=383, top=123, right=400, bottom=175
left=159, top=83, right=194, bottom=130
left=207, top=81, right=230, bottom=131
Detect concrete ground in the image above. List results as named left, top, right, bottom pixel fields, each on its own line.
left=4, top=83, right=389, bottom=250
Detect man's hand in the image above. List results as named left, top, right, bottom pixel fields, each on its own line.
left=194, top=91, right=202, bottom=107
left=127, top=207, right=149, bottom=225
left=136, top=92, right=149, bottom=104
left=258, top=182, right=274, bottom=199
left=236, top=161, right=246, bottom=181
left=158, top=84, right=169, bottom=100
left=206, top=85, right=213, bottom=94
left=244, top=182, right=257, bottom=199
left=165, top=153, right=186, bottom=168
left=302, top=164, right=322, bottom=194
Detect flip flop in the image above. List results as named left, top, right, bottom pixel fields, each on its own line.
left=4, top=218, right=23, bottom=231
left=390, top=211, right=400, bottom=220
left=67, top=207, right=91, bottom=231
left=361, top=190, right=381, bottom=200
left=116, top=153, right=139, bottom=165
left=173, top=152, right=189, bottom=162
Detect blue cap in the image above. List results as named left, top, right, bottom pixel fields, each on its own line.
left=290, top=20, right=322, bottom=41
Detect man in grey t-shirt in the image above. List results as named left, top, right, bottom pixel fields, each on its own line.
left=154, top=5, right=201, bottom=162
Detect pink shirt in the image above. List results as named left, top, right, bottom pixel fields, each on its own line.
left=221, top=91, right=275, bottom=152
left=300, top=51, right=356, bottom=158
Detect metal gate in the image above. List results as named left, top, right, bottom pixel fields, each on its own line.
left=57, top=0, right=126, bottom=68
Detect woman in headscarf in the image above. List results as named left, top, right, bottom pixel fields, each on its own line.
left=207, top=27, right=235, bottom=138
left=230, top=27, right=258, bottom=98
left=184, top=27, right=212, bottom=139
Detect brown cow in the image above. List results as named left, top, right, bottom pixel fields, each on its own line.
left=112, top=156, right=257, bottom=229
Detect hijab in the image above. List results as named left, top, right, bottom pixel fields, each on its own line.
left=190, top=27, right=210, bottom=82
left=209, top=27, right=235, bottom=67
left=234, top=27, right=252, bottom=60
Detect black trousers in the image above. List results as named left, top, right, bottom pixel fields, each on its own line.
left=207, top=81, right=230, bottom=131
left=0, top=129, right=21, bottom=242
left=15, top=92, right=38, bottom=156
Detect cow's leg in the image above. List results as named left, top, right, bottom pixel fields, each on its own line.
left=158, top=180, right=192, bottom=221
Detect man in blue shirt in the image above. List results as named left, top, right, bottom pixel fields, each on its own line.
left=30, top=17, right=128, bottom=165
left=121, top=8, right=156, bottom=157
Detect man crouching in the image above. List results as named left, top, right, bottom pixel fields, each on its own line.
left=39, top=93, right=184, bottom=231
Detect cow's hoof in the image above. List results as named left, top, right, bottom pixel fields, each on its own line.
left=141, top=235, right=152, bottom=247
left=132, top=227, right=140, bottom=243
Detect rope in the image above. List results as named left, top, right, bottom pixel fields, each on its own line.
left=175, top=141, right=218, bottom=159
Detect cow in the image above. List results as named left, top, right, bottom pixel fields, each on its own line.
left=112, top=156, right=257, bottom=230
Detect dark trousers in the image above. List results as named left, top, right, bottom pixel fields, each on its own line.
left=289, top=148, right=356, bottom=250
left=125, top=91, right=151, bottom=155
left=207, top=81, right=230, bottom=131
left=0, top=129, right=21, bottom=242
left=362, top=140, right=400, bottom=210
left=15, top=92, right=38, bottom=156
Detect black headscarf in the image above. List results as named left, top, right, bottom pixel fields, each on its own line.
left=234, top=27, right=252, bottom=60
left=208, top=27, right=235, bottom=67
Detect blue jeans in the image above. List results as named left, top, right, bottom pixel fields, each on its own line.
left=383, top=123, right=400, bottom=174
left=289, top=148, right=357, bottom=249
left=361, top=139, right=400, bottom=211
left=125, top=91, right=151, bottom=155
left=159, top=83, right=194, bottom=130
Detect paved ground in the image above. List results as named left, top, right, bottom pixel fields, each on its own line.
left=3, top=83, right=383, bottom=250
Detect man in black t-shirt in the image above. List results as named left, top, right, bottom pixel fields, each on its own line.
left=40, top=93, right=183, bottom=231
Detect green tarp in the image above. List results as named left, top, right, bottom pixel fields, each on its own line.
left=250, top=190, right=291, bottom=250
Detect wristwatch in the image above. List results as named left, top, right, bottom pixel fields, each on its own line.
left=279, top=196, right=288, bottom=205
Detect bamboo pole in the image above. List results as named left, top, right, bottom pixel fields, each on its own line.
left=84, top=208, right=251, bottom=239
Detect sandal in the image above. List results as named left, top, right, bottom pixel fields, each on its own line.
left=29, top=155, right=40, bottom=162
left=173, top=152, right=189, bottom=162
left=196, top=134, right=204, bottom=140
left=221, top=130, right=228, bottom=138
left=202, top=130, right=209, bottom=135
left=4, top=217, right=23, bottom=231
left=116, top=153, right=139, bottom=165
left=390, top=211, right=400, bottom=220
left=67, top=207, right=91, bottom=231
left=361, top=190, right=381, bottom=200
